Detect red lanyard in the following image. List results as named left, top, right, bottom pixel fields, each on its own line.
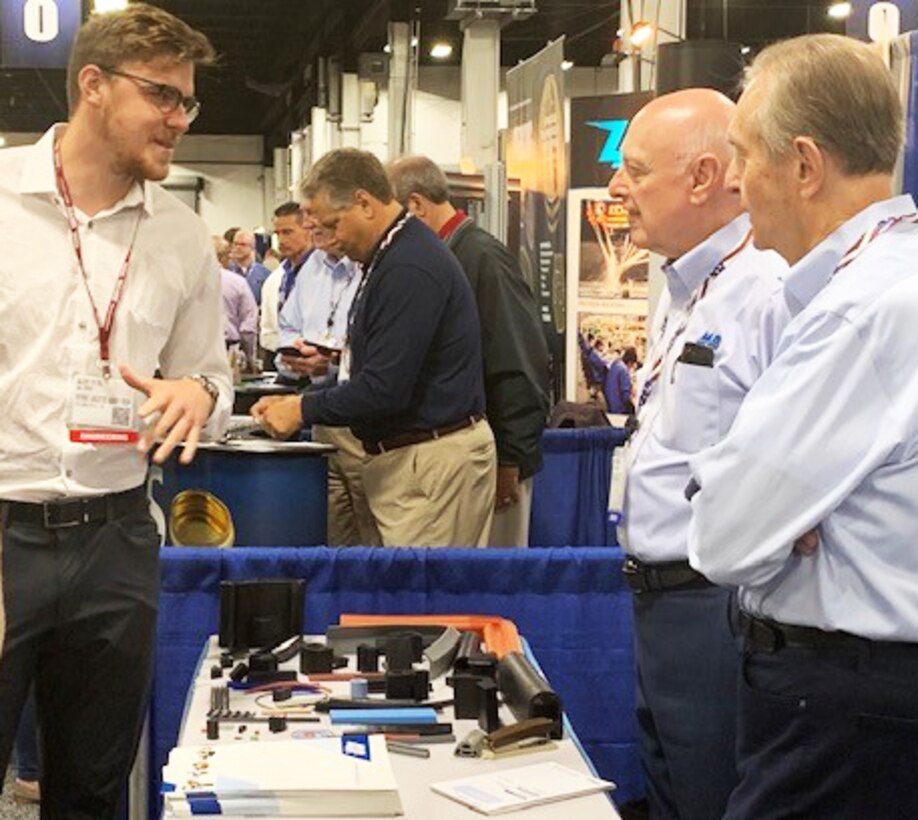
left=53, top=140, right=144, bottom=378
left=638, top=230, right=752, bottom=411
left=833, top=212, right=918, bottom=276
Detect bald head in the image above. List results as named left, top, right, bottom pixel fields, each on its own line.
left=630, top=88, right=735, bottom=168
left=609, top=89, right=742, bottom=258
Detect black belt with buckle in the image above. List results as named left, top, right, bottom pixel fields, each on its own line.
left=4, top=486, right=147, bottom=530
left=363, top=414, right=484, bottom=456
left=737, top=612, right=883, bottom=654
left=622, top=556, right=713, bottom=594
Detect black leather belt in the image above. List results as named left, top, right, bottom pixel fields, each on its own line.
left=736, top=612, right=916, bottom=654
left=4, top=486, right=147, bottom=530
left=622, top=556, right=713, bottom=594
left=363, top=414, right=484, bottom=456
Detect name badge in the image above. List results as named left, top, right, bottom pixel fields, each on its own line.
left=609, top=446, right=629, bottom=549
left=338, top=347, right=352, bottom=384
left=67, top=372, right=138, bottom=444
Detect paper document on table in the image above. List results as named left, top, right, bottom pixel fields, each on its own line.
left=430, top=761, right=615, bottom=815
left=162, top=735, right=403, bottom=816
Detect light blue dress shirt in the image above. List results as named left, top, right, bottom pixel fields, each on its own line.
left=277, top=249, right=362, bottom=385
left=688, top=195, right=918, bottom=641
left=623, top=213, right=789, bottom=562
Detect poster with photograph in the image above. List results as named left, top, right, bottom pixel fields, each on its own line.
left=566, top=188, right=649, bottom=406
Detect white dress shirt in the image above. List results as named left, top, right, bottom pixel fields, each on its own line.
left=259, top=265, right=284, bottom=352
left=688, top=195, right=918, bottom=641
left=277, top=249, right=362, bottom=386
left=623, top=213, right=789, bottom=562
left=0, top=126, right=232, bottom=502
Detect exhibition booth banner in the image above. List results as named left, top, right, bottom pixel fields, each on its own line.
left=566, top=94, right=653, bottom=404
left=507, top=38, right=568, bottom=400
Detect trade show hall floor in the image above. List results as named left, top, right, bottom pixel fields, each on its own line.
left=0, top=768, right=37, bottom=819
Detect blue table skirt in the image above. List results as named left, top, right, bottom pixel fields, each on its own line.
left=152, top=546, right=640, bottom=817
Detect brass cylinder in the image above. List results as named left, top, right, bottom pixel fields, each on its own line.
left=169, top=489, right=235, bottom=547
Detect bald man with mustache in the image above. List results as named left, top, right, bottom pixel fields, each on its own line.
left=609, top=89, right=789, bottom=819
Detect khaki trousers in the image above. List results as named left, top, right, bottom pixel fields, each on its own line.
left=362, top=419, right=496, bottom=547
left=487, top=477, right=533, bottom=547
left=311, top=425, right=381, bottom=546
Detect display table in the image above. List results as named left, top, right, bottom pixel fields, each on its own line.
left=145, top=547, right=641, bottom=820
left=169, top=636, right=622, bottom=819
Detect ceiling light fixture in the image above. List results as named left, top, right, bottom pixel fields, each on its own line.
left=629, top=20, right=654, bottom=48
left=93, top=0, right=128, bottom=12
left=827, top=2, right=852, bottom=19
left=430, top=42, right=453, bottom=59
left=561, top=60, right=574, bottom=71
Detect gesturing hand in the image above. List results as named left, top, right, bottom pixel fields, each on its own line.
left=120, top=365, right=215, bottom=465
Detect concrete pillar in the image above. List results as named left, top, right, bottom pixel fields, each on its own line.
left=273, top=146, right=289, bottom=204
left=310, top=107, right=330, bottom=164
left=460, top=19, right=501, bottom=172
left=387, top=21, right=413, bottom=158
left=340, top=72, right=361, bottom=148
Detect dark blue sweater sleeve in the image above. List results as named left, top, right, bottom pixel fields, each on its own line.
left=299, top=263, right=448, bottom=426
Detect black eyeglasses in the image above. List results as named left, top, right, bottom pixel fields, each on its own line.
left=99, top=67, right=201, bottom=123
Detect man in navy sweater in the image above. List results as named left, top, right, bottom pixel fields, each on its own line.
left=253, top=148, right=496, bottom=547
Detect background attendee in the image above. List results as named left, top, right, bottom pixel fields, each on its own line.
left=609, top=88, right=788, bottom=820
left=230, top=228, right=271, bottom=305
left=213, top=235, right=258, bottom=364
left=275, top=201, right=379, bottom=546
left=603, top=346, right=637, bottom=415
left=260, top=202, right=314, bottom=366
left=688, top=34, right=918, bottom=820
left=252, top=148, right=495, bottom=547
left=388, top=154, right=549, bottom=547
left=0, top=5, right=231, bottom=816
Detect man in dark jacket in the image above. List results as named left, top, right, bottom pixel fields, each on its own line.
left=388, top=156, right=550, bottom=547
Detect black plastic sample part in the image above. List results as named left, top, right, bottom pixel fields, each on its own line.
left=356, top=644, right=380, bottom=673
left=299, top=642, right=334, bottom=674
left=218, top=579, right=305, bottom=651
left=477, top=678, right=500, bottom=733
left=496, top=651, right=564, bottom=739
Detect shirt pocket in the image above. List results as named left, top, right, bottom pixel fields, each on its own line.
left=657, top=355, right=720, bottom=453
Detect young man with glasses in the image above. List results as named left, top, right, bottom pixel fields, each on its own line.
left=0, top=5, right=230, bottom=816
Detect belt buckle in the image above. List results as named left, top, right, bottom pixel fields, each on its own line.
left=622, top=557, right=649, bottom=594
left=43, top=501, right=89, bottom=529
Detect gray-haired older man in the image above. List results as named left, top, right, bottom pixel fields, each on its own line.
left=687, top=34, right=918, bottom=819
left=387, top=155, right=549, bottom=548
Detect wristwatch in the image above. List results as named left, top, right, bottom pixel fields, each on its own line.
left=186, top=373, right=219, bottom=410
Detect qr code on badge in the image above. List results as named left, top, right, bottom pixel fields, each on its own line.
left=111, top=406, right=132, bottom=428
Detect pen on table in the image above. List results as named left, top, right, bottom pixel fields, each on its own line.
left=384, top=733, right=456, bottom=744
left=386, top=741, right=431, bottom=758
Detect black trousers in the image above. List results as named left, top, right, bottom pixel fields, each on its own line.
left=725, top=637, right=918, bottom=820
left=0, top=497, right=159, bottom=819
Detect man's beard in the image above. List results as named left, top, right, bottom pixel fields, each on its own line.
left=100, top=110, right=173, bottom=182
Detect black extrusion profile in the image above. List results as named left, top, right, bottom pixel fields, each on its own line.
left=423, top=626, right=461, bottom=679
left=218, top=580, right=305, bottom=651
left=452, top=631, right=482, bottom=674
left=496, top=651, right=564, bottom=739
left=325, top=625, right=447, bottom=654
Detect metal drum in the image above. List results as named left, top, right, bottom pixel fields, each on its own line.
left=153, top=433, right=335, bottom=547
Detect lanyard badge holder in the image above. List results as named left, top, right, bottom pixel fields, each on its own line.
left=339, top=211, right=411, bottom=385
left=54, top=140, right=144, bottom=445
